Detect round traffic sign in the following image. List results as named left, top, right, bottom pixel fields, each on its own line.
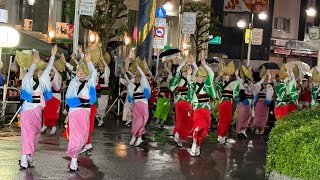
left=155, top=7, right=166, bottom=18
left=155, top=27, right=165, bottom=38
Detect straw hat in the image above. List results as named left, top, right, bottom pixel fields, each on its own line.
left=36, top=60, right=47, bottom=70
left=224, top=61, right=235, bottom=76
left=279, top=65, right=288, bottom=80
left=241, top=65, right=253, bottom=81
left=312, top=68, right=320, bottom=82
left=103, top=52, right=111, bottom=65
left=54, top=54, right=66, bottom=72
left=90, top=45, right=102, bottom=66
left=76, top=61, right=89, bottom=76
left=196, top=65, right=208, bottom=77
left=292, top=64, right=299, bottom=79
left=260, top=66, right=267, bottom=78
left=16, top=51, right=33, bottom=69
left=128, top=62, right=137, bottom=72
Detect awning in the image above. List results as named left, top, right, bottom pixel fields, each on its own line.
left=2, top=31, right=67, bottom=57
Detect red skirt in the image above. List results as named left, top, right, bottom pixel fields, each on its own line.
left=87, top=104, right=97, bottom=144
left=43, top=97, right=60, bottom=126
left=274, top=104, right=289, bottom=119
left=217, top=100, right=233, bottom=137
left=190, top=108, right=211, bottom=145
left=173, top=100, right=193, bottom=140
left=288, top=103, right=297, bottom=113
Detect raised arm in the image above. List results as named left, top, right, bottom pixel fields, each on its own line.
left=191, top=62, right=199, bottom=77
left=23, top=51, right=39, bottom=80
left=176, top=61, right=186, bottom=73
left=42, top=45, right=57, bottom=77
left=52, top=67, right=62, bottom=91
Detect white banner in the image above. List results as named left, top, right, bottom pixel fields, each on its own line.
left=79, top=0, right=96, bottom=16
left=182, top=12, right=196, bottom=34
left=252, top=28, right=263, bottom=45
left=0, top=9, right=8, bottom=23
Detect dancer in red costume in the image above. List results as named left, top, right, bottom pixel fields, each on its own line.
left=42, top=65, right=62, bottom=135
left=188, top=58, right=215, bottom=156
left=215, top=61, right=239, bottom=144
left=169, top=54, right=198, bottom=146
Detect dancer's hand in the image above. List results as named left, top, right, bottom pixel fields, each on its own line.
left=201, top=57, right=206, bottom=65
left=84, top=50, right=91, bottom=62
left=235, top=69, right=239, bottom=76
left=33, top=51, right=40, bottom=64
left=51, top=44, right=58, bottom=57
left=61, top=54, right=66, bottom=63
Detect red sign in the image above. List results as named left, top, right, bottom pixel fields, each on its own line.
left=274, top=47, right=291, bottom=55
left=154, top=27, right=165, bottom=38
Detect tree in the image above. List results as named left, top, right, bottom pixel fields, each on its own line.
left=184, top=2, right=221, bottom=62
left=65, top=0, right=128, bottom=53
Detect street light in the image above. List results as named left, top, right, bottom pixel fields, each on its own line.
left=237, top=20, right=247, bottom=29
left=89, top=34, right=96, bottom=43
left=237, top=20, right=247, bottom=64
left=306, top=7, right=320, bottom=64
left=48, top=30, right=55, bottom=38
left=27, top=0, right=35, bottom=5
left=246, top=9, right=268, bottom=66
left=163, top=0, right=174, bottom=11
left=258, top=12, right=268, bottom=20
left=306, top=7, right=316, bottom=17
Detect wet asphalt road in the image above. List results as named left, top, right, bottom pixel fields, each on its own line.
left=0, top=118, right=267, bottom=180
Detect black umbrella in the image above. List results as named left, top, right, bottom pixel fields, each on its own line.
left=159, top=49, right=180, bottom=58
left=260, top=62, right=280, bottom=69
left=206, top=58, right=219, bottom=64
left=107, top=41, right=124, bottom=51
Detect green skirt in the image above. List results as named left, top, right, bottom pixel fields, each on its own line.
left=154, top=97, right=171, bottom=121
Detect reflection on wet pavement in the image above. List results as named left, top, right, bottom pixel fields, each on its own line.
left=0, top=120, right=266, bottom=180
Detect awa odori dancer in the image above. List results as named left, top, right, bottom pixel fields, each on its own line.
left=235, top=66, right=255, bottom=139
left=287, top=65, right=299, bottom=113
left=154, top=61, right=173, bottom=127
left=17, top=45, right=58, bottom=169
left=311, top=68, right=320, bottom=107
left=80, top=46, right=110, bottom=154
left=125, top=59, right=151, bottom=147
left=65, top=50, right=97, bottom=171
left=251, top=67, right=273, bottom=135
left=274, top=65, right=294, bottom=119
left=41, top=55, right=63, bottom=135
left=95, top=52, right=111, bottom=127
left=169, top=55, right=198, bottom=147
left=187, top=58, right=215, bottom=156
left=215, top=61, right=239, bottom=144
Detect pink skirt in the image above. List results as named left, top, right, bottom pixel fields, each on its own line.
left=131, top=101, right=149, bottom=137
left=236, top=102, right=252, bottom=133
left=20, top=105, right=43, bottom=155
left=252, top=100, right=269, bottom=129
left=66, top=108, right=90, bottom=158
